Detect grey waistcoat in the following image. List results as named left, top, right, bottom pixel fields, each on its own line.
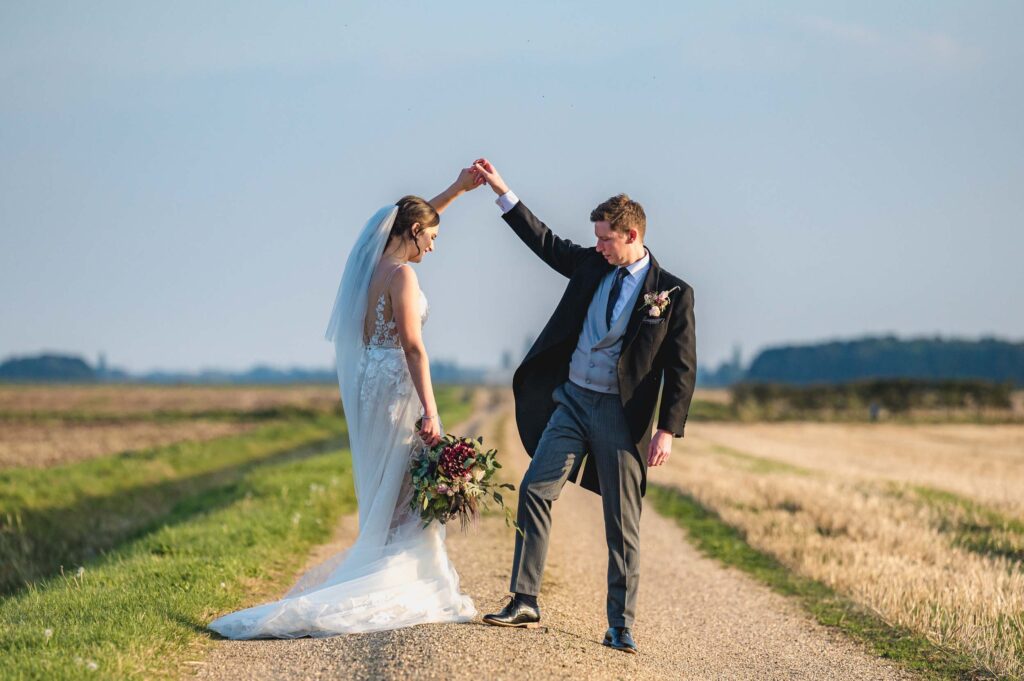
left=568, top=269, right=646, bottom=394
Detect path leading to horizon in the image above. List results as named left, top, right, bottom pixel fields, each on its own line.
left=193, top=389, right=912, bottom=680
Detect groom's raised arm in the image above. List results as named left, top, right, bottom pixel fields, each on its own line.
left=472, top=159, right=589, bottom=279
left=501, top=200, right=589, bottom=279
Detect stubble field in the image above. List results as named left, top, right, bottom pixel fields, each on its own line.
left=0, top=384, right=340, bottom=418
left=0, top=385, right=342, bottom=468
left=660, top=418, right=1024, bottom=678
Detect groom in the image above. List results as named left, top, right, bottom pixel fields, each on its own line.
left=470, top=159, right=696, bottom=654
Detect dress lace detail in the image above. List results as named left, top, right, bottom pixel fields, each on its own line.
left=367, top=292, right=401, bottom=348
left=361, top=289, right=429, bottom=417
left=365, top=265, right=430, bottom=350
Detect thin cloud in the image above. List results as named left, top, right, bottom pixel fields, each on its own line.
left=796, top=15, right=980, bottom=69
left=798, top=16, right=881, bottom=49
left=909, top=30, right=980, bottom=66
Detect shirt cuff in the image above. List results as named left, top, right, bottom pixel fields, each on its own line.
left=495, top=190, right=519, bottom=214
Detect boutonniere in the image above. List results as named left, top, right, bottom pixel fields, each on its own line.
left=639, top=286, right=680, bottom=319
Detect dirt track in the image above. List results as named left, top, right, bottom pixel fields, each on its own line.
left=193, top=389, right=913, bottom=680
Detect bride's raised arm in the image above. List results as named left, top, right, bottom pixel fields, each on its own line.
left=390, top=264, right=441, bottom=446
left=428, top=167, right=483, bottom=214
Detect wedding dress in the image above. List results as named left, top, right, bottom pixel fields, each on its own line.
left=207, top=206, right=476, bottom=639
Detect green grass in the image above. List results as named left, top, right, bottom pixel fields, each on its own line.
left=436, top=386, right=476, bottom=433
left=0, top=414, right=348, bottom=596
left=907, top=486, right=1024, bottom=564
left=0, top=446, right=357, bottom=680
left=649, top=484, right=991, bottom=680
left=687, top=399, right=736, bottom=421
left=708, top=443, right=813, bottom=476
left=0, top=385, right=475, bottom=680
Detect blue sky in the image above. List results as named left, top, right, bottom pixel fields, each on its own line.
left=2, top=1, right=1022, bottom=372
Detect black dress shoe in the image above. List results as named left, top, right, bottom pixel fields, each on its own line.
left=482, top=596, right=542, bottom=628
left=603, top=626, right=638, bottom=654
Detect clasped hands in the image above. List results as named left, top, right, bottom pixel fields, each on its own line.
left=449, top=158, right=509, bottom=196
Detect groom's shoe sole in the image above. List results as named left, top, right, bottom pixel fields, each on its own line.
left=481, top=616, right=542, bottom=629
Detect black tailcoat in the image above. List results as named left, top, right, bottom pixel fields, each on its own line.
left=504, top=201, right=697, bottom=497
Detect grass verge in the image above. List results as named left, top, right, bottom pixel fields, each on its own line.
left=0, top=414, right=348, bottom=595
left=649, top=484, right=992, bottom=680
left=0, top=446, right=357, bottom=680
left=437, top=386, right=476, bottom=434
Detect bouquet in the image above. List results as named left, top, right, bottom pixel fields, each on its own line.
left=409, top=422, right=519, bottom=533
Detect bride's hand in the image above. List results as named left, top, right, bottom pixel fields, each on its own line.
left=418, top=415, right=442, bottom=447
left=454, top=166, right=485, bottom=193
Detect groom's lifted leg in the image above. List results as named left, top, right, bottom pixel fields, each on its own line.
left=483, top=383, right=586, bottom=628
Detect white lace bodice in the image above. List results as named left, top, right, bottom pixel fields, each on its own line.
left=366, top=288, right=429, bottom=349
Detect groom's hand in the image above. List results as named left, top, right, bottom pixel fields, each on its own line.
left=647, top=430, right=673, bottom=467
left=470, top=158, right=509, bottom=196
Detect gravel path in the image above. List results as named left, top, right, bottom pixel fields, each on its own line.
left=192, top=389, right=913, bottom=680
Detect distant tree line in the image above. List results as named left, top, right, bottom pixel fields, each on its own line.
left=699, top=336, right=1024, bottom=388
left=746, top=336, right=1024, bottom=386
left=0, top=353, right=489, bottom=385
left=732, top=378, right=1013, bottom=417
left=0, top=354, right=95, bottom=382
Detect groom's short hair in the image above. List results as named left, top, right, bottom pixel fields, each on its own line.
left=591, top=194, right=646, bottom=239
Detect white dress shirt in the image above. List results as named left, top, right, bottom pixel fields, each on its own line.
left=495, top=189, right=650, bottom=324
left=496, top=190, right=520, bottom=214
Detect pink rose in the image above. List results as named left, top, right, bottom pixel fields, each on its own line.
left=436, top=483, right=449, bottom=495
left=648, top=306, right=661, bottom=317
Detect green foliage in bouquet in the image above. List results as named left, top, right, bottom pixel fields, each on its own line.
left=409, top=431, right=520, bottom=533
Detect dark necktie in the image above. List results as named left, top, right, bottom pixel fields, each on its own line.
left=606, top=267, right=629, bottom=328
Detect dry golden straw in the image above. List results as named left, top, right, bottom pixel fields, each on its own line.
left=662, top=422, right=1024, bottom=679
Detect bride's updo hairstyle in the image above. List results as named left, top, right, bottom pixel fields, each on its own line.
left=390, top=196, right=440, bottom=256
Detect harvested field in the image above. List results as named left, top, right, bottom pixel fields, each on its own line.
left=661, top=422, right=1024, bottom=678
left=0, top=420, right=259, bottom=468
left=691, top=422, right=1024, bottom=517
left=0, top=385, right=346, bottom=469
left=0, top=384, right=339, bottom=418
left=693, top=387, right=731, bottom=404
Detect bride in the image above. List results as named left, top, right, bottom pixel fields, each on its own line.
left=208, top=169, right=484, bottom=638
